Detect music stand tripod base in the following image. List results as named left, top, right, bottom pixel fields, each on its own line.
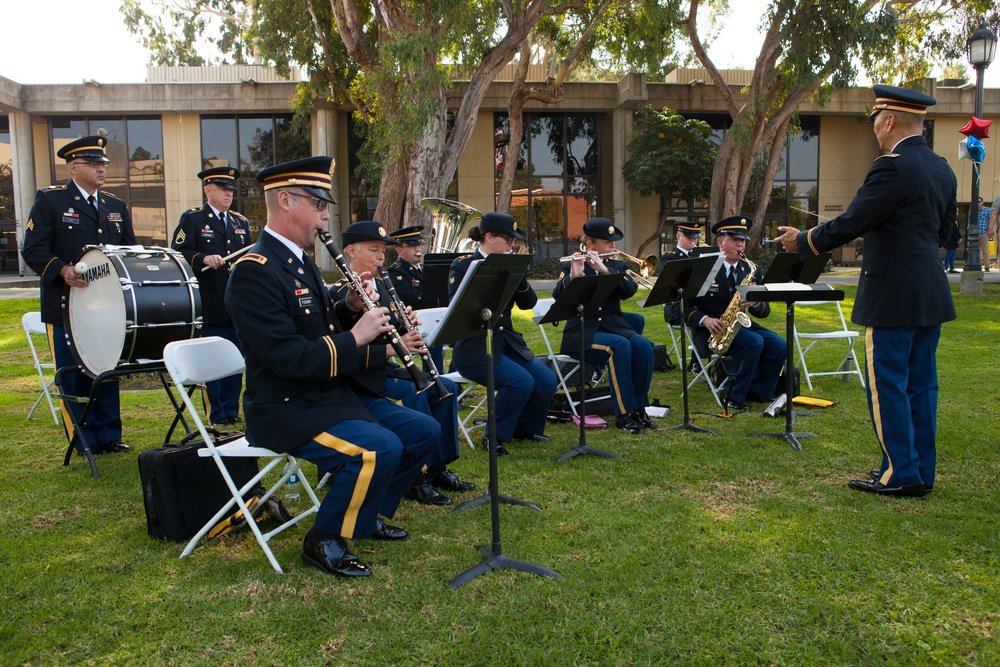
left=755, top=430, right=813, bottom=451
left=453, top=492, right=541, bottom=513
left=448, top=545, right=562, bottom=589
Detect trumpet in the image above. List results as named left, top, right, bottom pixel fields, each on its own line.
left=561, top=247, right=658, bottom=288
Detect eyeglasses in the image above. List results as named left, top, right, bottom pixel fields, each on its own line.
left=285, top=191, right=328, bottom=211
left=72, top=161, right=107, bottom=169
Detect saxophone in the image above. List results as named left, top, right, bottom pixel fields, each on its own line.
left=708, top=254, right=758, bottom=355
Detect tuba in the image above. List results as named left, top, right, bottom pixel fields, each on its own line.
left=420, top=198, right=482, bottom=253
left=707, top=254, right=757, bottom=355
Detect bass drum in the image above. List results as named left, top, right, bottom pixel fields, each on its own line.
left=64, top=245, right=202, bottom=376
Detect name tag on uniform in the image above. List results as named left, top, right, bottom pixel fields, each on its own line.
left=298, top=296, right=315, bottom=308
left=200, top=225, right=215, bottom=238
left=62, top=210, right=80, bottom=225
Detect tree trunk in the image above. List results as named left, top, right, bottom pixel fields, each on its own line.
left=406, top=107, right=450, bottom=228
left=750, top=116, right=790, bottom=254
left=497, top=40, right=533, bottom=216
left=373, top=158, right=408, bottom=229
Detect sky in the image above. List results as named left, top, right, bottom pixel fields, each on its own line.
left=2, top=0, right=998, bottom=89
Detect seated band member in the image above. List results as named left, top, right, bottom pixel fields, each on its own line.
left=226, top=157, right=438, bottom=578
left=386, top=225, right=445, bottom=374
left=448, top=212, right=558, bottom=454
left=553, top=218, right=655, bottom=434
left=657, top=221, right=705, bottom=326
left=684, top=216, right=786, bottom=412
left=333, top=221, right=474, bottom=506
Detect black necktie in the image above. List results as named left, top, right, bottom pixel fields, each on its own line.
left=727, top=266, right=736, bottom=285
left=219, top=211, right=227, bottom=228
left=87, top=195, right=98, bottom=215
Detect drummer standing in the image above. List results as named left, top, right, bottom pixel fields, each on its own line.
left=21, top=135, right=136, bottom=455
left=171, top=167, right=253, bottom=425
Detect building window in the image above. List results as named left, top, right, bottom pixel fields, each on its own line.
left=766, top=117, right=820, bottom=240
left=50, top=117, right=167, bottom=245
left=494, top=112, right=600, bottom=258
left=1, top=116, right=15, bottom=272
left=200, top=114, right=311, bottom=231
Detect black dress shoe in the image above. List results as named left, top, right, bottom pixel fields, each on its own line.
left=482, top=437, right=509, bottom=456
left=301, top=534, right=371, bottom=578
left=631, top=410, right=656, bottom=430
left=513, top=430, right=550, bottom=442
left=615, top=415, right=644, bottom=434
left=370, top=518, right=409, bottom=541
left=405, top=478, right=452, bottom=506
left=100, top=440, right=132, bottom=453
left=869, top=469, right=883, bottom=480
left=848, top=479, right=927, bottom=498
left=213, top=416, right=242, bottom=426
left=725, top=401, right=749, bottom=414
left=429, top=468, right=477, bottom=492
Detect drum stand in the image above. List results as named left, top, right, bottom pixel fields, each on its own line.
left=57, top=360, right=167, bottom=478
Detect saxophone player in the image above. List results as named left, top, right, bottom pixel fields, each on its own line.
left=684, top=216, right=786, bottom=412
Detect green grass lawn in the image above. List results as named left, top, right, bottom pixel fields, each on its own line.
left=1, top=285, right=998, bottom=666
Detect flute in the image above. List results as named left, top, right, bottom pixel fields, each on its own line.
left=317, top=230, right=432, bottom=394
left=377, top=267, right=453, bottom=403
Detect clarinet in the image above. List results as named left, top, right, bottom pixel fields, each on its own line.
left=378, top=267, right=454, bottom=403
left=317, top=230, right=432, bottom=394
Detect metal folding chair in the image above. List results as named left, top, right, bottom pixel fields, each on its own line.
left=163, top=337, right=320, bottom=574
left=22, top=311, right=60, bottom=424
left=792, top=300, right=865, bottom=390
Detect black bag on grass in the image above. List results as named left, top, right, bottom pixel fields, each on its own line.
left=138, top=430, right=259, bottom=541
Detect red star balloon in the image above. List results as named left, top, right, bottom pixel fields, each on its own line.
left=958, top=116, right=992, bottom=139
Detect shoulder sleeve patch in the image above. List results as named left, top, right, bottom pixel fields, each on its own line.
left=235, top=253, right=267, bottom=266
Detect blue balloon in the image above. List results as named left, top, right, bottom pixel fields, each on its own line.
left=968, top=135, right=986, bottom=162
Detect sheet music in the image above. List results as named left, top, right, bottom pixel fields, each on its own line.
left=426, top=258, right=482, bottom=347
left=758, top=282, right=813, bottom=291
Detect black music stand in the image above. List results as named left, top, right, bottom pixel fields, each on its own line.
left=539, top=273, right=624, bottom=462
left=421, top=252, right=462, bottom=308
left=740, top=253, right=840, bottom=451
left=643, top=254, right=724, bottom=435
left=426, top=253, right=560, bottom=588
left=56, top=359, right=167, bottom=478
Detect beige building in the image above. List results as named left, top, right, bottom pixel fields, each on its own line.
left=0, top=65, right=997, bottom=274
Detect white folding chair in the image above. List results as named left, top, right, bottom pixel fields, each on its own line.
left=416, top=307, right=484, bottom=449
left=22, top=311, right=60, bottom=424
left=792, top=300, right=865, bottom=390
left=163, top=337, right=320, bottom=574
left=683, top=329, right=724, bottom=408
left=532, top=298, right=611, bottom=417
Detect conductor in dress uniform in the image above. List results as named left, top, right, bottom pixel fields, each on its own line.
left=553, top=218, right=655, bottom=434
left=685, top=216, right=786, bottom=412
left=226, top=157, right=438, bottom=578
left=776, top=85, right=956, bottom=499
left=448, top=213, right=557, bottom=454
left=657, top=221, right=705, bottom=326
left=21, top=135, right=136, bottom=455
left=387, top=225, right=444, bottom=372
left=171, top=167, right=253, bottom=425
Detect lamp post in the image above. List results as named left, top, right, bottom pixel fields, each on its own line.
left=963, top=22, right=998, bottom=281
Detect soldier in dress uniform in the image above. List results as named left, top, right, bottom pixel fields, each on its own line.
left=332, top=221, right=474, bottom=506
left=226, top=157, right=438, bottom=578
left=171, top=166, right=253, bottom=425
left=21, top=135, right=136, bottom=455
left=448, top=213, right=557, bottom=454
left=387, top=225, right=444, bottom=372
left=657, top=221, right=705, bottom=326
left=776, top=85, right=956, bottom=499
left=685, top=216, right=785, bottom=412
left=553, top=218, right=655, bottom=434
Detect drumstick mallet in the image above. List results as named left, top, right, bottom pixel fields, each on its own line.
left=200, top=244, right=254, bottom=272
left=74, top=262, right=88, bottom=274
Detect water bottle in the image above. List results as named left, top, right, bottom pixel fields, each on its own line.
left=283, top=463, right=301, bottom=502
